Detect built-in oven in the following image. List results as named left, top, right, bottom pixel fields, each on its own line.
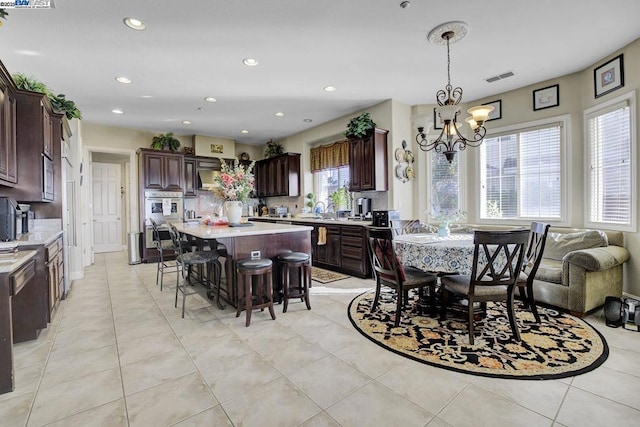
left=144, top=190, right=183, bottom=249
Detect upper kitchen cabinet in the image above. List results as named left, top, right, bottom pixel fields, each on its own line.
left=138, top=148, right=184, bottom=192
left=0, top=62, right=17, bottom=187
left=3, top=89, right=57, bottom=203
left=254, top=152, right=300, bottom=197
left=349, top=128, right=388, bottom=192
left=183, top=156, right=197, bottom=197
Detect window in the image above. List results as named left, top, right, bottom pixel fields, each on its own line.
left=313, top=166, right=350, bottom=212
left=585, top=93, right=635, bottom=231
left=428, top=152, right=464, bottom=217
left=480, top=119, right=564, bottom=221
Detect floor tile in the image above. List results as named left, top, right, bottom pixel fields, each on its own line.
left=42, top=399, right=128, bottom=427
left=333, top=339, right=404, bottom=379
left=556, top=386, right=640, bottom=426
left=125, top=372, right=217, bottom=427
left=571, top=365, right=640, bottom=410
left=171, top=405, right=233, bottom=426
left=254, top=334, right=329, bottom=375
left=117, top=330, right=183, bottom=366
left=326, top=380, right=433, bottom=427
left=40, top=344, right=119, bottom=389
left=0, top=392, right=33, bottom=426
left=222, top=376, right=321, bottom=426
left=120, top=348, right=197, bottom=396
left=437, top=383, right=552, bottom=427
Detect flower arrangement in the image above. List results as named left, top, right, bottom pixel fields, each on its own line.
left=428, top=209, right=466, bottom=226
left=214, top=158, right=256, bottom=202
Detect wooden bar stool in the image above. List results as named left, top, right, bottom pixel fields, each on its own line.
left=277, top=251, right=311, bottom=313
left=236, top=258, right=276, bottom=327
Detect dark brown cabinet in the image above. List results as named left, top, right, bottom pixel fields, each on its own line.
left=0, top=63, right=17, bottom=187
left=340, top=225, right=369, bottom=277
left=183, top=157, right=197, bottom=197
left=138, top=148, right=184, bottom=191
left=314, top=224, right=342, bottom=268
left=45, top=236, right=63, bottom=319
left=255, top=153, right=300, bottom=197
left=349, top=128, right=388, bottom=192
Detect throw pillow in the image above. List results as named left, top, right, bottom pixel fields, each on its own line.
left=543, top=230, right=608, bottom=261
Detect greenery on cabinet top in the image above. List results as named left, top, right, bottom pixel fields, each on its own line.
left=345, top=112, right=376, bottom=139
left=12, top=73, right=82, bottom=120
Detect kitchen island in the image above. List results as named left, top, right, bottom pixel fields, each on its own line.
left=171, top=221, right=312, bottom=308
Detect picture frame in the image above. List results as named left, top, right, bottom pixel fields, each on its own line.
left=533, top=84, right=559, bottom=111
left=433, top=107, right=442, bottom=130
left=594, top=54, right=624, bottom=98
left=482, top=99, right=502, bottom=121
left=210, top=143, right=223, bottom=154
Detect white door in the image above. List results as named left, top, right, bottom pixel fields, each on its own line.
left=92, top=162, right=122, bottom=253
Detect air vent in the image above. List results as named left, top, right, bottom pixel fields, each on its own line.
left=485, top=70, right=515, bottom=83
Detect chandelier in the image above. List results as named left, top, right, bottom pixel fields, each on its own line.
left=416, top=22, right=494, bottom=163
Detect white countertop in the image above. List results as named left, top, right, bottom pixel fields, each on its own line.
left=171, top=221, right=313, bottom=240
left=14, top=229, right=63, bottom=246
left=0, top=250, right=37, bottom=274
left=251, top=216, right=373, bottom=226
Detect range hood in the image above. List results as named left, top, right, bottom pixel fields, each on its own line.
left=197, top=170, right=220, bottom=189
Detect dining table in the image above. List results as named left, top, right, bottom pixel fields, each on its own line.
left=394, top=233, right=478, bottom=275
left=170, top=221, right=312, bottom=308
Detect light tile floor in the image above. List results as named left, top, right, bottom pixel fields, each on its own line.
left=2, top=251, right=640, bottom=426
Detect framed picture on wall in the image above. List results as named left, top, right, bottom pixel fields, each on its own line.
left=594, top=54, right=624, bottom=98
left=482, top=100, right=502, bottom=121
left=432, top=107, right=443, bottom=130
left=533, top=84, right=559, bottom=111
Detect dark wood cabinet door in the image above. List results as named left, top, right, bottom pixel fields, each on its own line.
left=184, top=158, right=197, bottom=197
left=42, top=104, right=53, bottom=160
left=42, top=156, right=54, bottom=201
left=163, top=155, right=183, bottom=191
left=144, top=153, right=164, bottom=190
left=0, top=86, right=17, bottom=185
left=349, top=139, right=363, bottom=191
left=360, top=136, right=375, bottom=190
left=349, top=129, right=388, bottom=192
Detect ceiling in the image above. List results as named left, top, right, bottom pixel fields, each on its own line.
left=1, top=0, right=639, bottom=145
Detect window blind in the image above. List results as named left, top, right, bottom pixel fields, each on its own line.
left=481, top=123, right=562, bottom=219
left=587, top=103, right=631, bottom=224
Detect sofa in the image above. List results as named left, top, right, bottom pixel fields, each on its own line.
left=455, top=225, right=630, bottom=317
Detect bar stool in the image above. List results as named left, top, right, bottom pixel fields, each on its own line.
left=168, top=224, right=220, bottom=318
left=235, top=258, right=276, bottom=327
left=277, top=251, right=311, bottom=313
left=149, top=218, right=179, bottom=291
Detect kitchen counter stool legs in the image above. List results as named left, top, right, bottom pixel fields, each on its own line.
left=277, top=251, right=311, bottom=313
left=235, top=258, right=275, bottom=327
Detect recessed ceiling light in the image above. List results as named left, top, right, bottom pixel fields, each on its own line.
left=240, top=130, right=249, bottom=134
left=141, top=95, right=153, bottom=98
left=182, top=120, right=192, bottom=125
left=204, top=97, right=217, bottom=103
left=303, top=118, right=313, bottom=123
left=197, top=107, right=204, bottom=111
left=123, top=17, right=146, bottom=31
left=324, top=86, right=336, bottom=92
left=242, top=58, right=259, bottom=67
left=115, top=76, right=131, bottom=84
left=274, top=112, right=285, bottom=117
left=112, top=109, right=123, bottom=114
left=15, top=50, right=40, bottom=56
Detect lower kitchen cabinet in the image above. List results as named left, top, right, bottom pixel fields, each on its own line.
left=314, top=224, right=341, bottom=268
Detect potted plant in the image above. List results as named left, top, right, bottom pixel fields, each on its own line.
left=345, top=112, right=376, bottom=139
left=264, top=139, right=284, bottom=158
left=12, top=73, right=82, bottom=119
left=329, top=186, right=348, bottom=211
left=305, top=192, right=316, bottom=212
left=151, top=132, right=181, bottom=152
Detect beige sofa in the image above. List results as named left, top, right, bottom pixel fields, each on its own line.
left=456, top=225, right=630, bottom=317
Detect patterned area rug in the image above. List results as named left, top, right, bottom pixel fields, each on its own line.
left=311, top=267, right=349, bottom=284
left=348, top=289, right=608, bottom=380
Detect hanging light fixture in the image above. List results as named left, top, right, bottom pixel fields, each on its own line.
left=416, top=22, right=494, bottom=163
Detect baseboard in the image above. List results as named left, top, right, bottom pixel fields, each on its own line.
left=623, top=291, right=640, bottom=300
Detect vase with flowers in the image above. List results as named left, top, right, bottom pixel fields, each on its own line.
left=428, top=209, right=466, bottom=237
left=214, top=158, right=256, bottom=224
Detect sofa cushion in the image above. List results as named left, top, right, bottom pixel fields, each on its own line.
left=535, top=259, right=563, bottom=284
left=543, top=230, right=608, bottom=261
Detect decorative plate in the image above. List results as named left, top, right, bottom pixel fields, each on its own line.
left=405, top=150, right=415, bottom=164
left=395, top=148, right=406, bottom=162
left=406, top=165, right=415, bottom=180
left=240, top=152, right=250, bottom=161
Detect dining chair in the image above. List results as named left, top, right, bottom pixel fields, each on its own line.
left=149, top=218, right=179, bottom=291
left=168, top=224, right=221, bottom=318
left=367, top=227, right=438, bottom=326
left=517, top=222, right=551, bottom=323
left=439, top=229, right=529, bottom=344
left=390, top=219, right=437, bottom=237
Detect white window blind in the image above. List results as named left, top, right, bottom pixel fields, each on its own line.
left=587, top=102, right=631, bottom=225
left=313, top=166, right=350, bottom=211
left=430, top=151, right=462, bottom=216
left=480, top=123, right=562, bottom=220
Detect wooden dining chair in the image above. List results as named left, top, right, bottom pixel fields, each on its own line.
left=517, top=222, right=551, bottom=323
left=440, top=229, right=529, bottom=344
left=367, top=227, right=438, bottom=326
left=390, top=219, right=436, bottom=237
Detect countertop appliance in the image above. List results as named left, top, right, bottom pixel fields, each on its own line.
left=0, top=197, right=19, bottom=241
left=269, top=206, right=289, bottom=218
left=18, top=204, right=31, bottom=233
left=372, top=210, right=400, bottom=227
left=356, top=197, right=372, bottom=219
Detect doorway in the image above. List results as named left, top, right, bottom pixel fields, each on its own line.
left=92, top=162, right=122, bottom=253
